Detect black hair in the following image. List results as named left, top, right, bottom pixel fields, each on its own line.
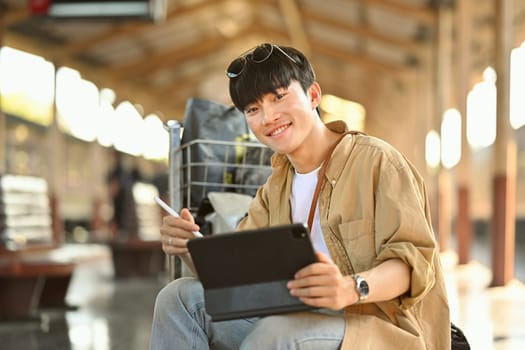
left=228, top=44, right=316, bottom=113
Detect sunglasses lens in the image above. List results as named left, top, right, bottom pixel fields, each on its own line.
left=226, top=57, right=245, bottom=78
left=226, top=43, right=294, bottom=79
left=251, top=43, right=273, bottom=63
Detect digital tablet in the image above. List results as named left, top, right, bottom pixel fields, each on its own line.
left=187, top=223, right=318, bottom=321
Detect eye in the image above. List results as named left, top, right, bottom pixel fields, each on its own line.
left=244, top=105, right=259, bottom=116
left=274, top=88, right=288, bottom=101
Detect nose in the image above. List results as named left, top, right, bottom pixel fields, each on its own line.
left=261, top=104, right=280, bottom=124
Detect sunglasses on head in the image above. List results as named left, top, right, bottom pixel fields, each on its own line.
left=226, top=43, right=298, bottom=79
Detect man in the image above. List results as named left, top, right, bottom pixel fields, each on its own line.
left=150, top=43, right=450, bottom=349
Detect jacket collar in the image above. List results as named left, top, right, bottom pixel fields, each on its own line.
left=270, top=120, right=351, bottom=169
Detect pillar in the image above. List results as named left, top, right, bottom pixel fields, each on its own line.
left=0, top=3, right=6, bottom=174
left=491, top=0, right=517, bottom=286
left=435, top=4, right=455, bottom=252
left=455, top=0, right=473, bottom=264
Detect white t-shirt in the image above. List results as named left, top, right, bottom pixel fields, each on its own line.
left=290, top=167, right=331, bottom=258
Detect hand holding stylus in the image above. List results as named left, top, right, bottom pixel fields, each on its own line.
left=155, top=196, right=199, bottom=276
left=154, top=196, right=203, bottom=238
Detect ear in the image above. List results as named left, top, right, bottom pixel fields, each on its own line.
left=308, top=82, right=322, bottom=110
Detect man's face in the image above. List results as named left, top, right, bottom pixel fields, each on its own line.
left=242, top=81, right=320, bottom=155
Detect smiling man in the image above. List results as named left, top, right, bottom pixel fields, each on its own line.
left=150, top=43, right=451, bottom=350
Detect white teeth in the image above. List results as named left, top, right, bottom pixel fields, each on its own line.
left=270, top=124, right=289, bottom=136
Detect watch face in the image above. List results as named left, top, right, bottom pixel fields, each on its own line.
left=355, top=275, right=369, bottom=300
left=359, top=280, right=369, bottom=295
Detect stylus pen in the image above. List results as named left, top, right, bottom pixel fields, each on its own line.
left=154, top=196, right=203, bottom=238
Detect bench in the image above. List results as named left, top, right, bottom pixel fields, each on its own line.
left=0, top=245, right=76, bottom=320
left=108, top=238, right=164, bottom=278
left=0, top=175, right=77, bottom=321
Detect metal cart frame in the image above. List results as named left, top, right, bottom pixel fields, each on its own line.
left=166, top=121, right=272, bottom=280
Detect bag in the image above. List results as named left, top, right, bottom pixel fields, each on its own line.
left=233, top=135, right=273, bottom=197
left=180, top=98, right=250, bottom=208
left=451, top=323, right=470, bottom=350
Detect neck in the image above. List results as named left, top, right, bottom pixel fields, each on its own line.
left=288, top=126, right=341, bottom=173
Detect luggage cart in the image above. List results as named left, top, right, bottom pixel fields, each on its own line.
left=166, top=121, right=272, bottom=280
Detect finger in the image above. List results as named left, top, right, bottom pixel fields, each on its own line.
left=297, top=296, right=339, bottom=310
left=181, top=210, right=200, bottom=233
left=293, top=253, right=335, bottom=279
left=180, top=208, right=197, bottom=226
left=294, top=260, right=337, bottom=279
left=162, top=215, right=199, bottom=234
left=290, top=286, right=337, bottom=308
left=290, top=286, right=346, bottom=310
left=298, top=292, right=349, bottom=310
left=161, top=220, right=199, bottom=241
left=291, top=270, right=338, bottom=286
left=290, top=284, right=331, bottom=297
left=162, top=236, right=190, bottom=255
left=162, top=244, right=189, bottom=256
left=316, top=251, right=334, bottom=264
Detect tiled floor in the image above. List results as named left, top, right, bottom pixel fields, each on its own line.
left=0, top=245, right=166, bottom=350
left=444, top=256, right=525, bottom=350
left=0, top=242, right=524, bottom=350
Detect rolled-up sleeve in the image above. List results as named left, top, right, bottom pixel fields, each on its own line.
left=374, top=154, right=437, bottom=309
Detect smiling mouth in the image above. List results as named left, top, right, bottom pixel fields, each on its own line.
left=267, top=123, right=291, bottom=136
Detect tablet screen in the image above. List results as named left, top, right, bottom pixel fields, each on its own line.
left=187, top=223, right=316, bottom=289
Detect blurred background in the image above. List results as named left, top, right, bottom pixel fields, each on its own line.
left=0, top=0, right=525, bottom=349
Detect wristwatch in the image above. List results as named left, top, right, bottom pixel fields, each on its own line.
left=351, top=274, right=369, bottom=303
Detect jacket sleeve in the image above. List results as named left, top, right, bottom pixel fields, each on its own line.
left=373, top=153, right=437, bottom=309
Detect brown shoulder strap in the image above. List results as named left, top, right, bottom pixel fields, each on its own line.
left=306, top=131, right=359, bottom=230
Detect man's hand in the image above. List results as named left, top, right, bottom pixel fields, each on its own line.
left=160, top=208, right=200, bottom=256
left=159, top=208, right=199, bottom=276
left=287, top=252, right=358, bottom=310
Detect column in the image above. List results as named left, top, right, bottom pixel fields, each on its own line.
left=435, top=4, right=455, bottom=252
left=491, top=0, right=517, bottom=286
left=0, top=4, right=6, bottom=174
left=455, top=0, right=473, bottom=264
left=0, top=98, right=4, bottom=174
left=45, top=103, right=66, bottom=244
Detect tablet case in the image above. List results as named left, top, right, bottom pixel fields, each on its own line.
left=187, top=223, right=318, bottom=321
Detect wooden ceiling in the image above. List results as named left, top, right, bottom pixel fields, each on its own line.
left=1, top=0, right=525, bottom=124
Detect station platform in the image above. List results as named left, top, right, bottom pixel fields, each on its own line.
left=0, top=243, right=524, bottom=350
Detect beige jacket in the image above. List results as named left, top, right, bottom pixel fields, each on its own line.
left=238, top=121, right=451, bottom=349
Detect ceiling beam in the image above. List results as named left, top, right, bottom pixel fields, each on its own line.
left=1, top=0, right=438, bottom=124
left=151, top=63, right=221, bottom=95
left=140, top=22, right=413, bottom=100
left=276, top=0, right=311, bottom=55
left=110, top=18, right=267, bottom=80
left=312, top=38, right=407, bottom=76
left=59, top=22, right=143, bottom=57
left=257, top=0, right=426, bottom=64
left=46, top=0, right=221, bottom=57
left=110, top=36, right=226, bottom=79
left=259, top=24, right=411, bottom=76
left=301, top=7, right=427, bottom=58
left=4, top=5, right=30, bottom=26
left=137, top=32, right=276, bottom=98
left=364, top=0, right=438, bottom=26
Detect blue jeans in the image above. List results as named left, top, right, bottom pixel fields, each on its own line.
left=150, top=277, right=345, bottom=350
